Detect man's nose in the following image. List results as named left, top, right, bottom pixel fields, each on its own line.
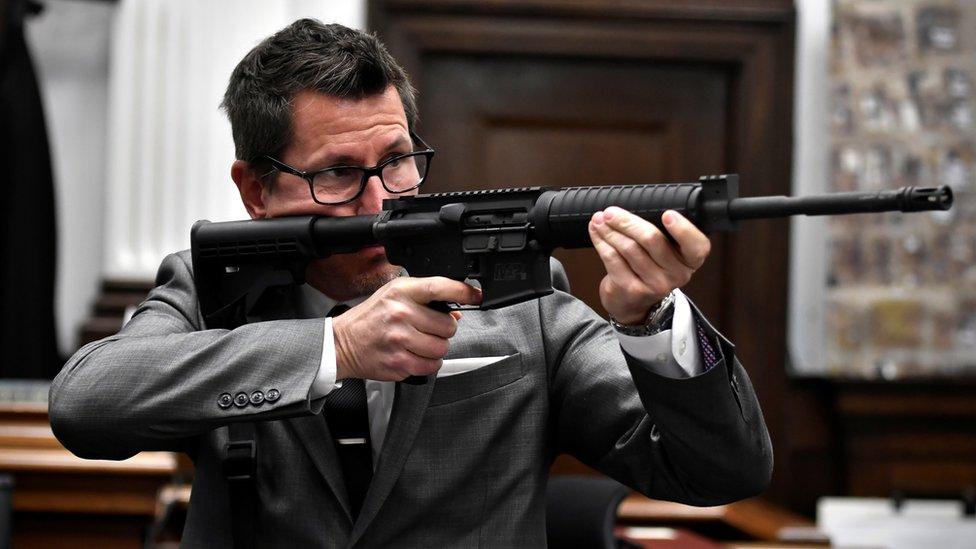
left=356, top=175, right=393, bottom=215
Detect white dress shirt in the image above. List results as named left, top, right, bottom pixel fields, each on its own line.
left=298, top=285, right=704, bottom=462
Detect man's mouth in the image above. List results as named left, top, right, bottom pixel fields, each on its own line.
left=361, top=245, right=388, bottom=261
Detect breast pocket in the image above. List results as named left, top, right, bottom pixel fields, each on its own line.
left=428, top=353, right=525, bottom=407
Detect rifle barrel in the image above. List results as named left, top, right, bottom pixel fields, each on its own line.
left=727, top=185, right=953, bottom=220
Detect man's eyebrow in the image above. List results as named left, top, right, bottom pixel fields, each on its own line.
left=319, top=135, right=412, bottom=168
left=367, top=135, right=412, bottom=162
left=325, top=154, right=358, bottom=166
left=380, top=135, right=411, bottom=155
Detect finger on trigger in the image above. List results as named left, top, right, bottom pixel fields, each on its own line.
left=412, top=277, right=483, bottom=307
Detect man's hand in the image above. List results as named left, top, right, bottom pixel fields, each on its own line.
left=332, top=277, right=482, bottom=381
left=588, top=207, right=710, bottom=325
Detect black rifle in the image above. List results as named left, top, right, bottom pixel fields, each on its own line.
left=191, top=174, right=952, bottom=330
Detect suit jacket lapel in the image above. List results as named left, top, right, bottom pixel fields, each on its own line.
left=348, top=376, right=435, bottom=545
left=288, top=413, right=354, bottom=522
left=249, top=284, right=355, bottom=522
left=249, top=283, right=435, bottom=536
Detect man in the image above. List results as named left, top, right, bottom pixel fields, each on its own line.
left=51, top=19, right=771, bottom=548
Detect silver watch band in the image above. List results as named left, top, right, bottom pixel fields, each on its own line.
left=608, top=290, right=676, bottom=337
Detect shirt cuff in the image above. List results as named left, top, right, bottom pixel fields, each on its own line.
left=614, top=289, right=704, bottom=378
left=310, top=317, right=341, bottom=399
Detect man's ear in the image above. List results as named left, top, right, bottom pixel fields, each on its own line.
left=231, top=159, right=268, bottom=219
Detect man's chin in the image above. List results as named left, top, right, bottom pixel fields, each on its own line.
left=352, top=263, right=406, bottom=296
left=306, top=256, right=405, bottom=301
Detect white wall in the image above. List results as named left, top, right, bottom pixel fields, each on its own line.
left=26, top=0, right=114, bottom=356
left=788, top=0, right=832, bottom=375
left=102, top=0, right=366, bottom=280
left=28, top=0, right=365, bottom=355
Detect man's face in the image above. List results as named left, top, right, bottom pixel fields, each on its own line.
left=233, top=86, right=415, bottom=300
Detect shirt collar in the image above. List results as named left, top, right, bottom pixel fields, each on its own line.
left=296, top=284, right=367, bottom=318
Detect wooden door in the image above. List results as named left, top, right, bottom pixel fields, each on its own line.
left=420, top=55, right=729, bottom=319
left=371, top=0, right=801, bottom=507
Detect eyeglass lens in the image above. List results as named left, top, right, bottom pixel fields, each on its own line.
left=312, top=153, right=429, bottom=204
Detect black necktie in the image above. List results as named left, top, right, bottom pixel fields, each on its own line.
left=324, top=304, right=373, bottom=518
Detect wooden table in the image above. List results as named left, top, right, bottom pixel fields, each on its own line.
left=618, top=493, right=830, bottom=545
left=0, top=403, right=182, bottom=548
left=0, top=392, right=827, bottom=547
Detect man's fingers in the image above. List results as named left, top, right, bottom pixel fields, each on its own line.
left=338, top=276, right=471, bottom=382
left=591, top=210, right=671, bottom=290
left=377, top=277, right=471, bottom=338
left=660, top=210, right=710, bottom=270
left=404, top=356, right=443, bottom=378
left=411, top=306, right=459, bottom=339
left=595, top=208, right=696, bottom=296
left=402, top=329, right=450, bottom=360
left=588, top=217, right=651, bottom=295
left=386, top=353, right=441, bottom=378
left=601, top=206, right=709, bottom=272
left=589, top=214, right=634, bottom=277
left=400, top=276, right=483, bottom=307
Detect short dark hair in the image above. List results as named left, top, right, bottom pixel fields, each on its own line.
left=221, top=19, right=418, bottom=165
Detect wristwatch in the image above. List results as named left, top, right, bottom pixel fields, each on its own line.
left=608, top=290, right=676, bottom=337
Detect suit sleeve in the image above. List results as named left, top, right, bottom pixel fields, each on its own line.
left=543, top=261, right=772, bottom=506
left=49, top=251, right=328, bottom=460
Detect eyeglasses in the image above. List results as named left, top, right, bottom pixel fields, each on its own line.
left=257, top=132, right=434, bottom=206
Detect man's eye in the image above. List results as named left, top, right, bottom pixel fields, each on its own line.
left=322, top=167, right=358, bottom=181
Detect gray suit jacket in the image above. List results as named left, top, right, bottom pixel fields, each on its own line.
left=50, top=251, right=772, bottom=548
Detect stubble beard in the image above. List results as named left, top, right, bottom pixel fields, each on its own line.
left=305, top=253, right=406, bottom=301
left=346, top=263, right=407, bottom=297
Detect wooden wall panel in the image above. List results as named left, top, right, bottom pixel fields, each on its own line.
left=836, top=382, right=976, bottom=499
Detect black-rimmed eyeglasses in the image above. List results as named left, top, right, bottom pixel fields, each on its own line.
left=256, top=132, right=434, bottom=206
